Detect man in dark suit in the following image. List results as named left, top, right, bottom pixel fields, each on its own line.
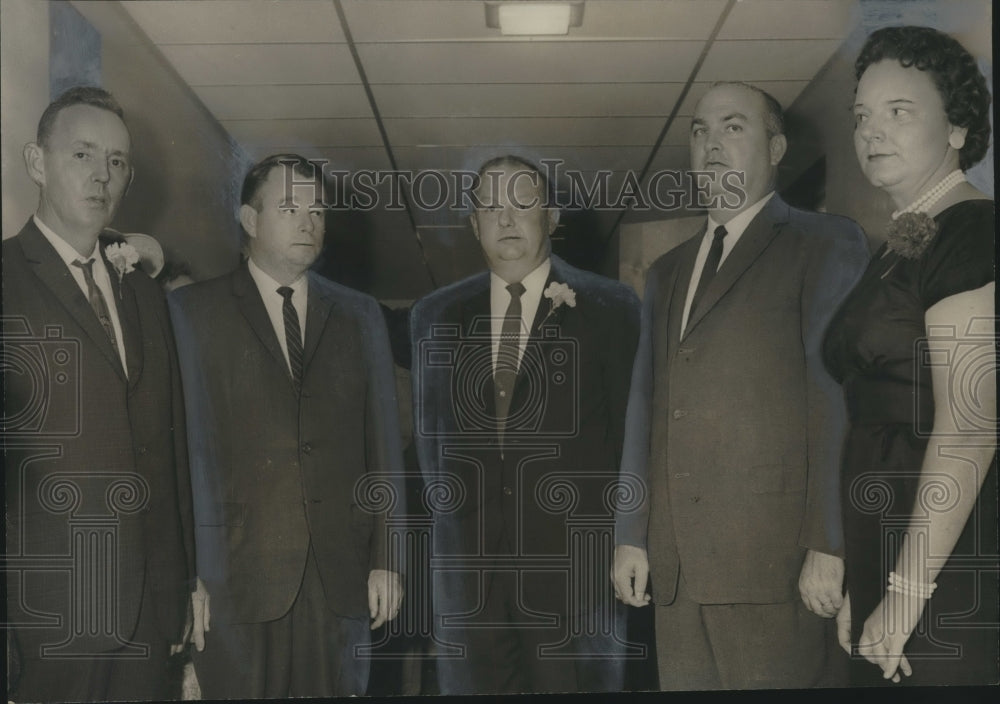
left=168, top=154, right=404, bottom=698
left=612, top=82, right=870, bottom=689
left=3, top=86, right=195, bottom=702
left=411, top=156, right=640, bottom=694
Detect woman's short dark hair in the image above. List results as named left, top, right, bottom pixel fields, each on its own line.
left=856, top=25, right=991, bottom=170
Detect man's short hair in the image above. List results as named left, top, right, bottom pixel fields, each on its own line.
left=473, top=154, right=555, bottom=209
left=710, top=81, right=785, bottom=139
left=240, top=153, right=320, bottom=211
left=37, top=86, right=126, bottom=148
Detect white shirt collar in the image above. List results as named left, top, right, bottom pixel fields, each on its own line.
left=490, top=257, right=552, bottom=303
left=247, top=257, right=308, bottom=298
left=34, top=215, right=101, bottom=265
left=707, top=191, right=774, bottom=240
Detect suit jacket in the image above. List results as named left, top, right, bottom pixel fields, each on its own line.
left=168, top=262, right=403, bottom=624
left=3, top=220, right=195, bottom=655
left=411, top=254, right=640, bottom=618
left=616, top=195, right=870, bottom=605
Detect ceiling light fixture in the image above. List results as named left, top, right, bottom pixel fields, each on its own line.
left=485, top=1, right=585, bottom=36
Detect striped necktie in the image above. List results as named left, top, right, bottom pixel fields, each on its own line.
left=495, top=281, right=525, bottom=435
left=277, top=286, right=304, bottom=387
left=72, top=258, right=118, bottom=348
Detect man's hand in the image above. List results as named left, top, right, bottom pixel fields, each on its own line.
left=368, top=569, right=402, bottom=630
left=170, top=595, right=194, bottom=656
left=798, top=549, right=844, bottom=618
left=836, top=591, right=852, bottom=654
left=612, top=544, right=651, bottom=607
left=190, top=577, right=210, bottom=652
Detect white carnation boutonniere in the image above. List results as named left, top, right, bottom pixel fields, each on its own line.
left=540, top=281, right=577, bottom=327
left=105, top=242, right=140, bottom=298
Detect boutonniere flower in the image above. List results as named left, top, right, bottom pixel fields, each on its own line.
left=105, top=242, right=139, bottom=298
left=540, top=281, right=577, bottom=327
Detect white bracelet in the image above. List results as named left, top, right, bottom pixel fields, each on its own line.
left=889, top=571, right=937, bottom=599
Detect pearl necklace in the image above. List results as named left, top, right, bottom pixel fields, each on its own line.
left=891, top=169, right=966, bottom=219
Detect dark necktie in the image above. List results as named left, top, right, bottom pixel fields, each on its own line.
left=690, top=225, right=728, bottom=316
left=72, top=258, right=119, bottom=349
left=494, top=281, right=525, bottom=434
left=277, top=286, right=304, bottom=387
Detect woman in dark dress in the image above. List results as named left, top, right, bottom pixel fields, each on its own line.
left=823, top=26, right=996, bottom=686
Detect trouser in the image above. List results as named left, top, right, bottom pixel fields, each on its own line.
left=436, top=569, right=627, bottom=694
left=654, top=569, right=827, bottom=690
left=193, top=545, right=370, bottom=698
left=11, top=571, right=173, bottom=702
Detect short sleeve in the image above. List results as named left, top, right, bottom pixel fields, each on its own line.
left=919, top=200, right=995, bottom=309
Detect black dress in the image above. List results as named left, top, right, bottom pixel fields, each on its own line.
left=823, top=199, right=998, bottom=686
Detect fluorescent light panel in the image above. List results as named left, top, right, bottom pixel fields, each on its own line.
left=485, top=2, right=584, bottom=36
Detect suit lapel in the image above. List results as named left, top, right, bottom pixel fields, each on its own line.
left=233, top=262, right=295, bottom=386
left=682, top=196, right=786, bottom=339
left=102, top=241, right=144, bottom=389
left=18, top=222, right=126, bottom=381
left=302, top=272, right=335, bottom=375
left=460, top=285, right=497, bottom=420
left=667, top=228, right=708, bottom=349
left=513, top=259, right=573, bottom=406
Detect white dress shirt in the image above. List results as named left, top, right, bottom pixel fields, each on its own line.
left=680, top=192, right=774, bottom=337
left=35, top=215, right=128, bottom=374
left=489, top=257, right=551, bottom=373
left=247, top=257, right=308, bottom=376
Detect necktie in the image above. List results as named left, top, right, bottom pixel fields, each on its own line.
left=72, top=258, right=118, bottom=348
left=277, top=286, right=304, bottom=387
left=494, top=281, right=525, bottom=434
left=690, top=225, right=728, bottom=316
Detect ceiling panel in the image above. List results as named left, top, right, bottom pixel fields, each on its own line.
left=221, top=118, right=383, bottom=149
left=236, top=146, right=394, bottom=172
left=393, top=145, right=656, bottom=174
left=159, top=44, right=359, bottom=86
left=383, top=117, right=664, bottom=147
left=371, top=83, right=684, bottom=118
left=122, top=0, right=346, bottom=44
left=647, top=145, right=692, bottom=172
left=342, top=0, right=727, bottom=41
left=698, top=40, right=845, bottom=82
left=718, top=0, right=857, bottom=40
left=356, top=41, right=701, bottom=84
left=195, top=85, right=374, bottom=120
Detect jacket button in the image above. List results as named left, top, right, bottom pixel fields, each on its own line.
left=672, top=409, right=687, bottom=419
left=503, top=487, right=513, bottom=496
left=678, top=347, right=693, bottom=355
left=301, top=442, right=312, bottom=454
